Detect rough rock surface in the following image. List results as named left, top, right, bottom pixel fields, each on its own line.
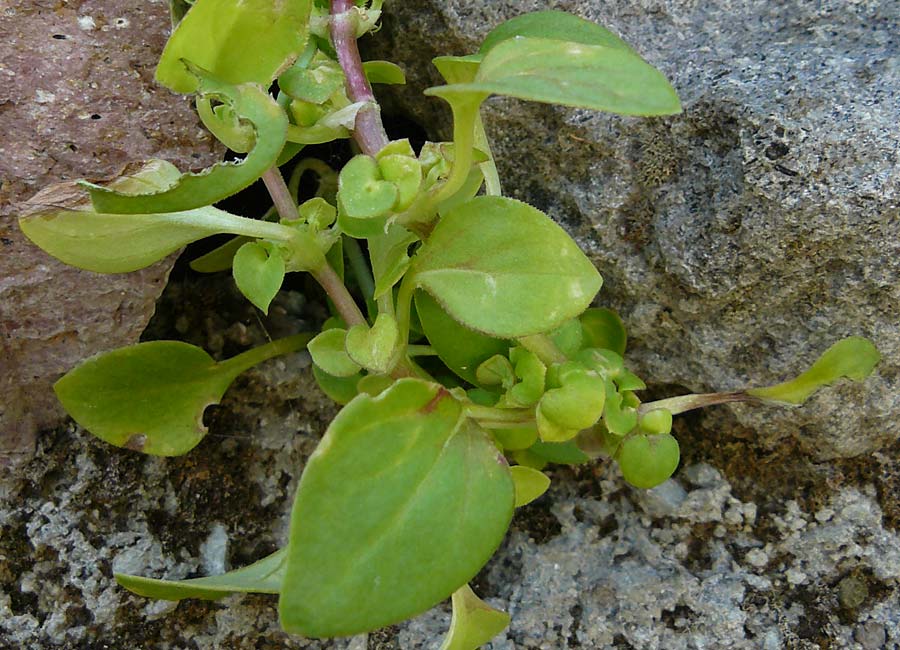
left=0, top=0, right=222, bottom=463
left=2, top=1, right=899, bottom=649
left=369, top=0, right=900, bottom=461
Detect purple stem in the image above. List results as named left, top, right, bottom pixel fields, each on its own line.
left=331, top=0, right=389, bottom=156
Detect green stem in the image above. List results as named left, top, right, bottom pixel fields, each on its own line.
left=312, top=264, right=367, bottom=328
left=637, top=391, right=753, bottom=417
left=406, top=345, right=437, bottom=357
left=219, top=333, right=313, bottom=376
left=474, top=112, right=502, bottom=196
left=518, top=334, right=567, bottom=365
left=343, top=236, right=376, bottom=312
left=464, top=404, right=534, bottom=425
left=432, top=97, right=480, bottom=204
left=261, top=167, right=298, bottom=222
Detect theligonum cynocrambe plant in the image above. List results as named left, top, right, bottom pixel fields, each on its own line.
left=18, top=0, right=880, bottom=646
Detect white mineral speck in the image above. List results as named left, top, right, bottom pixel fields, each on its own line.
left=745, top=548, right=768, bottom=568
left=77, top=16, right=96, bottom=31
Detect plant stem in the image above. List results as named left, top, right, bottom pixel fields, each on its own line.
left=637, top=391, right=754, bottom=417
left=219, top=333, right=314, bottom=376
left=261, top=166, right=298, bottom=221
left=343, top=235, right=376, bottom=309
left=312, top=264, right=367, bottom=328
left=464, top=404, right=534, bottom=426
left=331, top=0, right=389, bottom=156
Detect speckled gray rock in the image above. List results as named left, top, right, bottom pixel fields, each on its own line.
left=368, top=0, right=900, bottom=460
left=0, top=0, right=222, bottom=464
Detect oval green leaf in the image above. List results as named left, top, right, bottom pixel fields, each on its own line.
left=428, top=36, right=680, bottom=117
left=580, top=308, right=627, bottom=356
left=116, top=548, right=286, bottom=601
left=438, top=583, right=510, bottom=650
left=87, top=72, right=288, bottom=214
left=54, top=335, right=309, bottom=456
left=415, top=290, right=509, bottom=386
left=616, top=433, right=680, bottom=489
left=412, top=196, right=602, bottom=338
left=279, top=379, right=514, bottom=637
left=747, top=337, right=880, bottom=405
left=156, top=0, right=312, bottom=94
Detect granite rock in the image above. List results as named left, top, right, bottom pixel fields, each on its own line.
left=0, top=0, right=222, bottom=464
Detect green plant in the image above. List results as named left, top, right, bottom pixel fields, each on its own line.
left=18, top=1, right=880, bottom=646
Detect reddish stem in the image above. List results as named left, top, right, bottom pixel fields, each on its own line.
left=331, top=0, right=389, bottom=156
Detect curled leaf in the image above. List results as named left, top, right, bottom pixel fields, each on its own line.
left=439, top=583, right=510, bottom=650
left=87, top=70, right=288, bottom=214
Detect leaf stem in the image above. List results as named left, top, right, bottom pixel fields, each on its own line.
left=312, top=264, right=367, bottom=328
left=343, top=235, right=376, bottom=309
left=331, top=0, right=389, bottom=156
left=637, top=391, right=754, bottom=417
left=465, top=404, right=534, bottom=425
left=261, top=166, right=299, bottom=221
left=219, top=333, right=314, bottom=376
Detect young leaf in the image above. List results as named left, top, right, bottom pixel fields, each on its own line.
left=491, top=425, right=538, bottom=451
left=747, top=337, right=880, bottom=405
left=307, top=329, right=361, bottom=378
left=510, top=466, right=551, bottom=507
left=116, top=548, right=286, bottom=601
left=369, top=225, right=417, bottom=300
left=279, top=380, right=514, bottom=637
left=54, top=335, right=310, bottom=456
left=479, top=10, right=634, bottom=55
left=362, top=60, right=407, bottom=85
left=603, top=378, right=639, bottom=436
left=438, top=583, right=510, bottom=650
left=345, top=313, right=400, bottom=374
left=338, top=155, right=398, bottom=219
left=580, top=308, right=627, bottom=356
left=156, top=0, right=312, bottom=94
left=427, top=36, right=680, bottom=117
left=87, top=71, right=288, bottom=214
left=616, top=433, right=680, bottom=489
left=232, top=241, right=285, bottom=314
left=537, top=371, right=606, bottom=442
left=412, top=196, right=602, bottom=338
left=415, top=290, right=509, bottom=386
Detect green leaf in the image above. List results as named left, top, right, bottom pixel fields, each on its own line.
left=504, top=347, right=546, bottom=408
left=616, top=433, right=680, bottom=489
left=87, top=71, right=288, bottom=214
left=580, top=308, right=627, bottom=356
left=338, top=155, right=398, bottom=218
left=747, top=337, right=880, bottom=405
left=116, top=548, right=286, bottom=601
left=232, top=241, right=285, bottom=314
left=412, top=196, right=602, bottom=338
left=156, top=0, right=312, bottom=94
left=537, top=371, right=605, bottom=442
left=603, top=377, right=638, bottom=436
left=427, top=36, right=680, bottom=117
left=433, top=55, right=481, bottom=85
left=415, top=290, right=509, bottom=386
left=307, top=328, right=361, bottom=377
left=528, top=439, right=590, bottom=465
left=510, top=466, right=551, bottom=507
left=19, top=188, right=294, bottom=274
left=370, top=225, right=417, bottom=300
left=362, top=60, right=406, bottom=85
left=491, top=425, right=538, bottom=451
left=639, top=409, right=673, bottom=436
left=311, top=364, right=361, bottom=405
left=280, top=379, right=514, bottom=637
left=189, top=235, right=251, bottom=273
left=480, top=10, right=633, bottom=55
left=54, top=335, right=310, bottom=456
left=345, top=313, right=400, bottom=374
left=438, top=583, right=510, bottom=650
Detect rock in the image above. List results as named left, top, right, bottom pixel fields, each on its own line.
left=0, top=0, right=222, bottom=465
left=367, top=0, right=899, bottom=460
